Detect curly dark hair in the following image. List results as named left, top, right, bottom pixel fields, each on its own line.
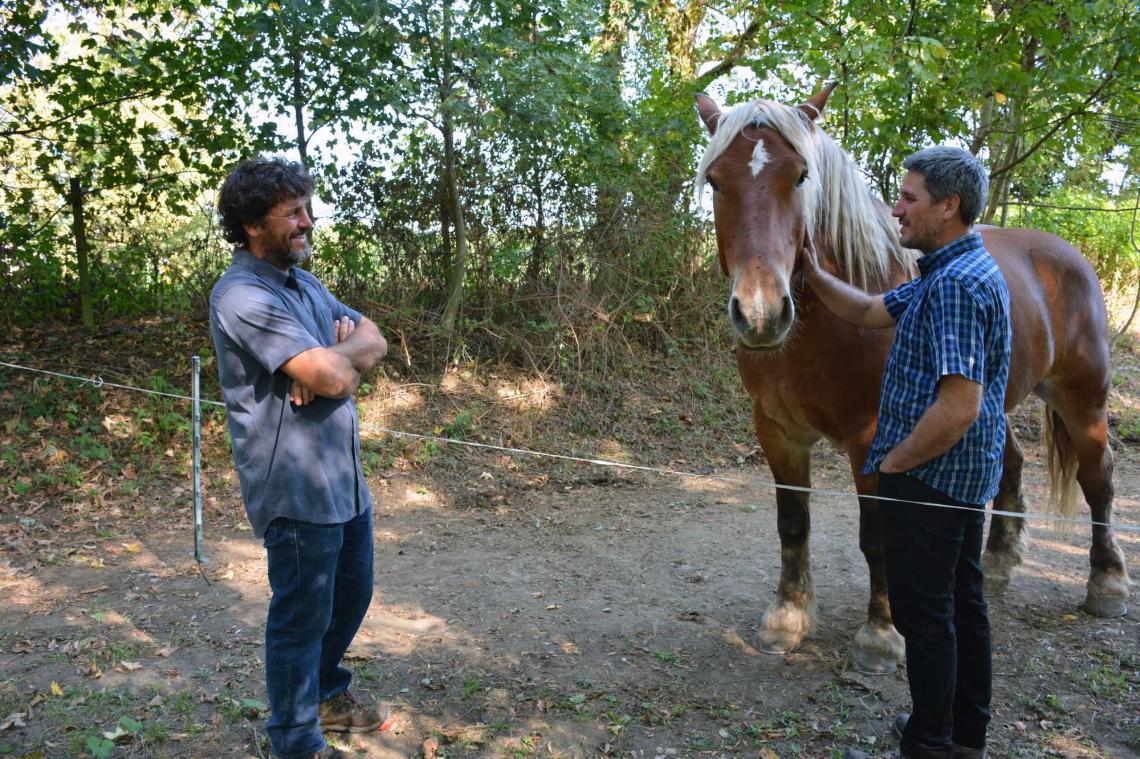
left=217, top=157, right=314, bottom=247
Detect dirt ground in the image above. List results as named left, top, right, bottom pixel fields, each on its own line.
left=1, top=399, right=1137, bottom=758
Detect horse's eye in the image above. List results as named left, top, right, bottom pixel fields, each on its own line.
left=796, top=171, right=808, bottom=188
left=707, top=177, right=720, bottom=193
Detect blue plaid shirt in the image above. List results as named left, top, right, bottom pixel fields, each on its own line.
left=862, top=232, right=1011, bottom=505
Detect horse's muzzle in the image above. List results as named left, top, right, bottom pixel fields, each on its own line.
left=729, top=291, right=794, bottom=349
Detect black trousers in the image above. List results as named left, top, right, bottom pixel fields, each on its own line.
left=879, top=472, right=992, bottom=756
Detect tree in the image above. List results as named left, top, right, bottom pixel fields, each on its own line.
left=1, top=1, right=258, bottom=326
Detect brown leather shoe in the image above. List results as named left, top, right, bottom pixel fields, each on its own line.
left=318, top=690, right=390, bottom=733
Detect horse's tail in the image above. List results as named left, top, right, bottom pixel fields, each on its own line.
left=1043, top=406, right=1081, bottom=530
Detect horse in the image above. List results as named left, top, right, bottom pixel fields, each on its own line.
left=694, top=84, right=1130, bottom=674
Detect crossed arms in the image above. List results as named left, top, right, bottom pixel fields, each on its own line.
left=281, top=315, right=388, bottom=404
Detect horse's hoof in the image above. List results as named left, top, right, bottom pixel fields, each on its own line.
left=1082, top=596, right=1128, bottom=618
left=757, top=629, right=801, bottom=655
left=847, top=646, right=898, bottom=675
left=983, top=576, right=1010, bottom=598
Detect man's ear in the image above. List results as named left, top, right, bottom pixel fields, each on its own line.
left=244, top=220, right=263, bottom=242
left=941, top=194, right=961, bottom=221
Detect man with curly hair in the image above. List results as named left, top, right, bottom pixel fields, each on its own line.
left=210, top=157, right=389, bottom=759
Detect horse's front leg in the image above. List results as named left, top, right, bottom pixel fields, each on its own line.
left=755, top=428, right=815, bottom=654
left=850, top=467, right=904, bottom=674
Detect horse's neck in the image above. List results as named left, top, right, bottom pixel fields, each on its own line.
left=819, top=237, right=908, bottom=295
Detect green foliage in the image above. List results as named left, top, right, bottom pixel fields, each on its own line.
left=1, top=0, right=1137, bottom=332
left=444, top=410, right=475, bottom=439
left=1006, top=189, right=1139, bottom=291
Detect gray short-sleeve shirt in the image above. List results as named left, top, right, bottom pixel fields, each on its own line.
left=209, top=249, right=372, bottom=537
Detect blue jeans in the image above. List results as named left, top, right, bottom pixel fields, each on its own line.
left=262, top=510, right=374, bottom=758
left=880, top=473, right=991, bottom=757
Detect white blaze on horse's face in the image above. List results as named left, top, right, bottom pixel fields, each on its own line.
left=749, top=141, right=769, bottom=177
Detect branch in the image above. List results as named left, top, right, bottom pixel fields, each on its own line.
left=989, top=64, right=1120, bottom=180
left=1004, top=200, right=1139, bottom=213
left=4, top=202, right=71, bottom=252
left=693, top=14, right=764, bottom=91
left=86, top=168, right=211, bottom=196
left=0, top=86, right=167, bottom=139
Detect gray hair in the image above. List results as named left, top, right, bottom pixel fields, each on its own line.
left=902, top=146, right=989, bottom=225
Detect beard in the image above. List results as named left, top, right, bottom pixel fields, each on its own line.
left=900, top=222, right=939, bottom=254
left=285, top=236, right=312, bottom=266
left=266, top=233, right=312, bottom=269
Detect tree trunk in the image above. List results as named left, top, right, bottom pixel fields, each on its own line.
left=288, top=28, right=320, bottom=264
left=982, top=32, right=1035, bottom=223
left=439, top=0, right=467, bottom=335
left=587, top=0, right=631, bottom=294
left=69, top=177, right=93, bottom=329
left=291, top=39, right=308, bottom=169
left=525, top=166, right=546, bottom=286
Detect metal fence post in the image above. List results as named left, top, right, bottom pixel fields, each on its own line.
left=192, top=354, right=207, bottom=563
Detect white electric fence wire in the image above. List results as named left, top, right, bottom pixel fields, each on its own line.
left=1, top=359, right=1137, bottom=535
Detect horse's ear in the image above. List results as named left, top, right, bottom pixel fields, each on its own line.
left=696, top=93, right=721, bottom=136
left=798, top=81, right=838, bottom=121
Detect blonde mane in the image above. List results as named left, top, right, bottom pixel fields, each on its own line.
left=697, top=98, right=917, bottom=289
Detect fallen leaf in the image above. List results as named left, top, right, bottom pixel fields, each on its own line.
left=50, top=681, right=64, bottom=697
left=544, top=604, right=562, bottom=611
left=441, top=724, right=487, bottom=745
left=82, top=659, right=103, bottom=679
left=122, top=543, right=141, bottom=554
left=560, top=641, right=580, bottom=655
left=116, top=661, right=142, bottom=672
left=102, top=726, right=130, bottom=742
left=0, top=712, right=26, bottom=730
left=155, top=646, right=176, bottom=657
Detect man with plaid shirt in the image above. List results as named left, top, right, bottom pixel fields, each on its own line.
left=802, top=147, right=1010, bottom=759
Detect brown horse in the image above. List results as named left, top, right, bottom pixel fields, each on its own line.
left=695, top=85, right=1130, bottom=674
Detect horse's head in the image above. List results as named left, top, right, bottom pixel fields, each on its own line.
left=695, top=85, right=836, bottom=350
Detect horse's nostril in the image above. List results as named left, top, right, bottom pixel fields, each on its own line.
left=730, top=295, right=746, bottom=325
left=780, top=294, right=793, bottom=325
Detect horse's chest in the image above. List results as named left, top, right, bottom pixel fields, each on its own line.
left=737, top=355, right=817, bottom=428
left=736, top=343, right=882, bottom=443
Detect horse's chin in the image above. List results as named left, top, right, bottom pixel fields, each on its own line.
left=734, top=333, right=790, bottom=352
